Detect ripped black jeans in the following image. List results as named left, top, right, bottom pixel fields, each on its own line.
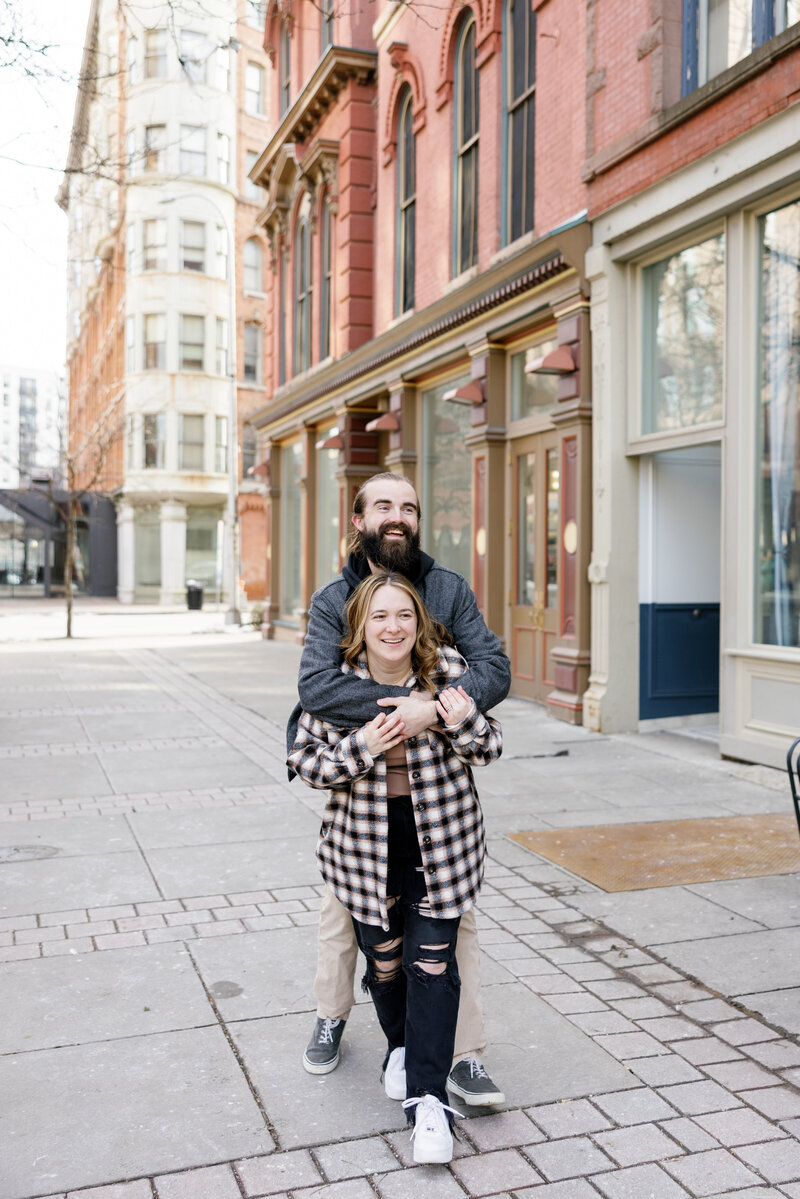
left=351, top=793, right=461, bottom=1109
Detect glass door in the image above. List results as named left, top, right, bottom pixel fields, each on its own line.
left=510, top=432, right=560, bottom=702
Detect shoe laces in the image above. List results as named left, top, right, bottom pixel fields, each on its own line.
left=403, top=1094, right=463, bottom=1139
left=317, top=1018, right=340, bottom=1045
left=463, top=1057, right=489, bottom=1080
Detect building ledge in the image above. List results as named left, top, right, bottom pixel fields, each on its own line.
left=251, top=46, right=377, bottom=191
left=582, top=24, right=800, bottom=184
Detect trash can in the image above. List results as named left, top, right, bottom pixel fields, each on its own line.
left=186, top=581, right=203, bottom=610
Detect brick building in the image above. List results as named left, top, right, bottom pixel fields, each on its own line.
left=249, top=0, right=595, bottom=722
left=60, top=0, right=273, bottom=607
left=583, top=1, right=800, bottom=765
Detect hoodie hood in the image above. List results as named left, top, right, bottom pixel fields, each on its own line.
left=342, top=549, right=435, bottom=595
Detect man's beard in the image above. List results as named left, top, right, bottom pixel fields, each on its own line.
left=358, top=522, right=421, bottom=575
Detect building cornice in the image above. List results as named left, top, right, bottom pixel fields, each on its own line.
left=251, top=225, right=589, bottom=435
left=251, top=46, right=378, bottom=191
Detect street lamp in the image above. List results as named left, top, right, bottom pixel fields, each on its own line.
left=158, top=192, right=239, bottom=624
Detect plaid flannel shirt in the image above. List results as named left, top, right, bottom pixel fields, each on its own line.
left=287, top=646, right=503, bottom=929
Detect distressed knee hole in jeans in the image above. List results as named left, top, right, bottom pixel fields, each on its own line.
left=361, top=935, right=403, bottom=990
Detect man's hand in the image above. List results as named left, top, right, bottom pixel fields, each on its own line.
left=362, top=711, right=406, bottom=757
left=376, top=691, right=437, bottom=738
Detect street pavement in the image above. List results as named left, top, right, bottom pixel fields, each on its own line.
left=1, top=606, right=799, bottom=1199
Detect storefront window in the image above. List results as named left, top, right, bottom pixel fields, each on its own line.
left=134, top=509, right=161, bottom=589
left=316, top=445, right=340, bottom=587
left=642, top=233, right=725, bottom=434
left=420, top=379, right=472, bottom=581
left=281, top=441, right=303, bottom=616
left=755, top=198, right=800, bottom=648
left=510, top=337, right=559, bottom=420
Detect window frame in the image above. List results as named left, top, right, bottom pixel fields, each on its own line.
left=142, top=218, right=167, bottom=272
left=294, top=215, right=312, bottom=374
left=280, top=25, right=291, bottom=116
left=682, top=0, right=799, bottom=95
left=179, top=314, right=206, bottom=372
left=396, top=88, right=416, bottom=315
left=179, top=124, right=206, bottom=176
left=142, top=412, right=166, bottom=469
left=216, top=317, right=228, bottom=376
left=321, top=0, right=335, bottom=52
left=179, top=413, right=206, bottom=471
left=179, top=29, right=207, bottom=84
left=217, top=132, right=231, bottom=184
left=180, top=220, right=206, bottom=274
left=454, top=15, right=479, bottom=276
left=144, top=28, right=167, bottom=79
left=143, top=313, right=167, bottom=371
left=244, top=237, right=264, bottom=293
left=504, top=0, right=536, bottom=245
left=215, top=415, right=228, bottom=473
left=144, top=123, right=166, bottom=172
left=245, top=61, right=265, bottom=115
left=320, top=198, right=332, bottom=359
left=244, top=321, right=262, bottom=384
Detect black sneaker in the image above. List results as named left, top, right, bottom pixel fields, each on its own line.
left=447, top=1057, right=505, bottom=1106
left=302, top=1017, right=346, bottom=1075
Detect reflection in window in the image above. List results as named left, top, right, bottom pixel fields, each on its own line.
left=244, top=322, right=262, bottom=383
left=546, top=448, right=559, bottom=609
left=281, top=441, right=302, bottom=615
left=185, top=509, right=219, bottom=587
left=516, top=452, right=535, bottom=605
left=317, top=445, right=340, bottom=586
left=755, top=198, right=800, bottom=648
left=510, top=338, right=559, bottom=420
left=420, top=380, right=472, bottom=581
left=642, top=234, right=725, bottom=434
left=320, top=200, right=332, bottom=359
left=683, top=0, right=799, bottom=94
left=180, top=221, right=205, bottom=273
left=280, top=25, right=291, bottom=116
left=294, top=216, right=311, bottom=374
left=180, top=30, right=207, bottom=83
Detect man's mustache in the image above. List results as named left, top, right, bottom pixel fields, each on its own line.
left=379, top=521, right=411, bottom=538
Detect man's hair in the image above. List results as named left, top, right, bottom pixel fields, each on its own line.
left=340, top=571, right=450, bottom=694
left=347, top=472, right=421, bottom=556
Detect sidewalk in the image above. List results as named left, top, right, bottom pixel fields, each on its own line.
left=1, top=628, right=799, bottom=1199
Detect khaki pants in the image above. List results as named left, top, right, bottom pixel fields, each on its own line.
left=314, top=885, right=486, bottom=1062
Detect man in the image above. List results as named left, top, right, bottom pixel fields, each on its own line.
left=287, top=471, right=511, bottom=1105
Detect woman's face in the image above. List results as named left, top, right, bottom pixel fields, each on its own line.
left=363, top=584, right=417, bottom=674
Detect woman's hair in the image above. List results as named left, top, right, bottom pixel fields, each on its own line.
left=341, top=571, right=452, bottom=695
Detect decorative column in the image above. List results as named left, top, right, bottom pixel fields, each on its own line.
left=263, top=444, right=281, bottom=639
left=548, top=297, right=593, bottom=724
left=159, top=501, right=188, bottom=606
left=383, top=377, right=418, bottom=490
left=116, top=501, right=135, bottom=604
left=296, top=427, right=317, bottom=642
left=582, top=245, right=640, bottom=732
left=464, top=341, right=506, bottom=638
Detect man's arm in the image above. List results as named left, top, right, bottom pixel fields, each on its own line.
left=444, top=576, right=511, bottom=711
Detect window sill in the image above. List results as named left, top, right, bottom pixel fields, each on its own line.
left=582, top=23, right=800, bottom=183
left=489, top=229, right=538, bottom=269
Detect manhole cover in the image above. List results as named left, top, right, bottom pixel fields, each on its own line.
left=209, top=980, right=244, bottom=999
left=0, top=845, right=60, bottom=863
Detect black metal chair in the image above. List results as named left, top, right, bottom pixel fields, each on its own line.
left=788, top=737, right=800, bottom=838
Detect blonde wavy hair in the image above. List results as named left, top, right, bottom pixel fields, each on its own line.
left=341, top=572, right=451, bottom=695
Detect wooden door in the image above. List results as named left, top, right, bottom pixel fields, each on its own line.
left=510, top=432, right=560, bottom=702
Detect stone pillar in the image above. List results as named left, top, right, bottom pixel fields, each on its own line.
left=582, top=245, right=640, bottom=733
left=383, top=378, right=418, bottom=489
left=548, top=298, right=593, bottom=724
left=159, top=501, right=188, bottom=606
left=263, top=444, right=281, bottom=639
left=116, top=502, right=135, bottom=604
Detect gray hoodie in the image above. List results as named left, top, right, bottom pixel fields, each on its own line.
left=285, top=550, right=511, bottom=770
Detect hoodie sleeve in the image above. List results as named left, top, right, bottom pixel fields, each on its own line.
left=444, top=576, right=511, bottom=712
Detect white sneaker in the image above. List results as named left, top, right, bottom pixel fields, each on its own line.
left=383, top=1046, right=406, bottom=1100
left=402, top=1094, right=463, bottom=1164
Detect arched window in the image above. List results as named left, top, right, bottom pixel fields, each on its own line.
left=243, top=238, right=263, bottom=292
left=506, top=0, right=536, bottom=243
left=320, top=198, right=333, bottom=359
left=396, top=88, right=416, bottom=315
left=280, top=24, right=291, bottom=116
left=294, top=215, right=311, bottom=374
left=455, top=16, right=479, bottom=274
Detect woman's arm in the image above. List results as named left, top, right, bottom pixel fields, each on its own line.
left=287, top=713, right=375, bottom=790
left=434, top=686, right=503, bottom=767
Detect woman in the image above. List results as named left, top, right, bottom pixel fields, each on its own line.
left=287, top=571, right=501, bottom=1164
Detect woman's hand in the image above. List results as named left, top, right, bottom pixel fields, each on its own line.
left=436, top=685, right=474, bottom=726
left=362, top=710, right=406, bottom=757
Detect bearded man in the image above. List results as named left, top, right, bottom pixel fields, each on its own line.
left=286, top=471, right=510, bottom=1106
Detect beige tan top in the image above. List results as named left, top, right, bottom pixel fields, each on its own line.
left=384, top=741, right=411, bottom=797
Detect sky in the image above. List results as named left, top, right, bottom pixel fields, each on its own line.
left=0, top=0, right=94, bottom=375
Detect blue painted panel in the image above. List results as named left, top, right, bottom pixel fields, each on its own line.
left=639, top=602, right=720, bottom=719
